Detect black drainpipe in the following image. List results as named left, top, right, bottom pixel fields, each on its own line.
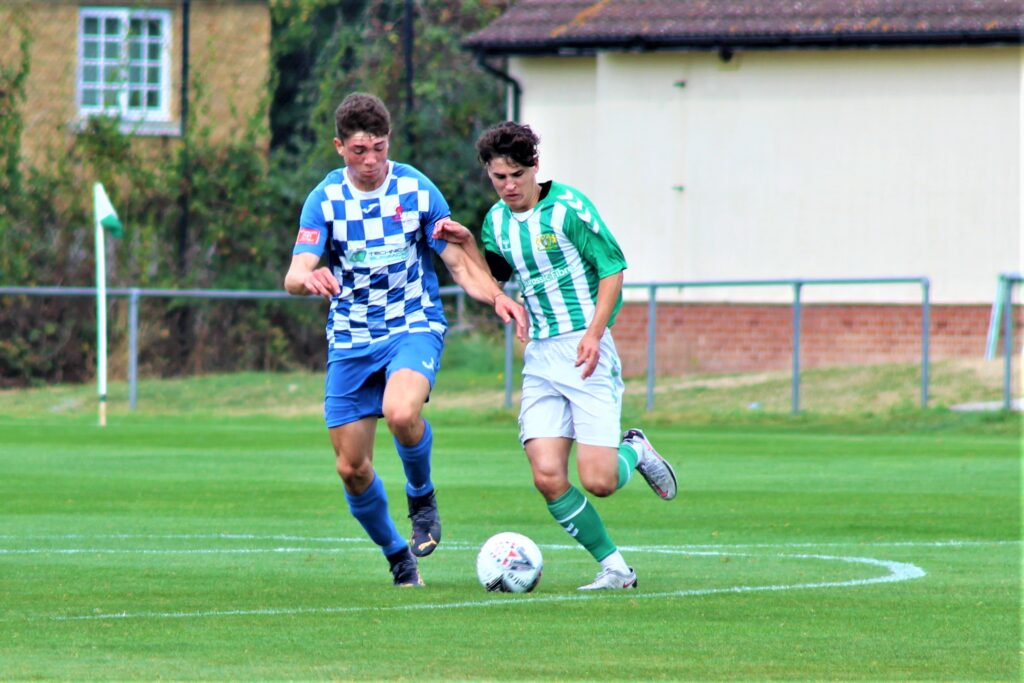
left=475, top=53, right=521, bottom=122
left=403, top=0, right=415, bottom=154
left=177, top=0, right=191, bottom=273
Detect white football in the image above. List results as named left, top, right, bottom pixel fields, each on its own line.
left=476, top=532, right=543, bottom=593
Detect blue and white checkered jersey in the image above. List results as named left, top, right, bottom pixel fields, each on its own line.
left=293, top=161, right=451, bottom=351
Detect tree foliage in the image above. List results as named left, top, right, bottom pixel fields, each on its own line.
left=1, top=0, right=513, bottom=386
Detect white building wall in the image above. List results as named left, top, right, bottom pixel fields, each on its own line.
left=510, top=46, right=1021, bottom=304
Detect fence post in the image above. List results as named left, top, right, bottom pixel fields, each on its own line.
left=128, top=288, right=140, bottom=411
left=646, top=285, right=658, bottom=411
left=455, top=290, right=468, bottom=330
left=921, top=278, right=930, bottom=408
left=1003, top=277, right=1013, bottom=410
left=791, top=281, right=802, bottom=414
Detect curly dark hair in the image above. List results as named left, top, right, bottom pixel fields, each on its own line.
left=334, top=93, right=391, bottom=140
left=475, top=121, right=540, bottom=168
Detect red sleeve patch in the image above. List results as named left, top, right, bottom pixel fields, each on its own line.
left=296, top=228, right=320, bottom=245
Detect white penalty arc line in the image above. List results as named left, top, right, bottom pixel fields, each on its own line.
left=47, top=551, right=926, bottom=622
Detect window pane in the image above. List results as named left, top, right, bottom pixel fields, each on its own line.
left=147, top=43, right=160, bottom=60
left=103, top=90, right=118, bottom=107
left=129, top=41, right=142, bottom=61
left=128, top=90, right=142, bottom=108
left=146, top=91, right=160, bottom=109
left=146, top=66, right=160, bottom=85
left=128, top=66, right=143, bottom=84
left=129, top=19, right=142, bottom=37
left=104, top=65, right=121, bottom=82
left=104, top=17, right=120, bottom=35
left=147, top=20, right=161, bottom=37
left=82, top=89, right=99, bottom=106
left=84, top=17, right=99, bottom=35
left=83, top=65, right=99, bottom=83
left=83, top=41, right=99, bottom=59
left=104, top=41, right=120, bottom=60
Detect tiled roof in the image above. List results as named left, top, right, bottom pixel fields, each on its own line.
left=463, top=0, right=1023, bottom=55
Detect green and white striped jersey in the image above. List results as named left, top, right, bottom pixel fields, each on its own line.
left=481, top=181, right=627, bottom=340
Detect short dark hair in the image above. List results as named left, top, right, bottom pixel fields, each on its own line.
left=334, top=93, right=391, bottom=140
left=476, top=121, right=539, bottom=168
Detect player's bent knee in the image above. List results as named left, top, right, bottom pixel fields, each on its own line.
left=382, top=406, right=420, bottom=437
left=533, top=473, right=569, bottom=499
left=582, top=481, right=616, bottom=498
left=336, top=458, right=373, bottom=488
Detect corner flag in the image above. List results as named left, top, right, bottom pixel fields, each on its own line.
left=94, top=182, right=123, bottom=238
left=93, top=182, right=122, bottom=427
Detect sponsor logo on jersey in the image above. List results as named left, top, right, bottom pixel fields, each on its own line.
left=523, top=264, right=575, bottom=289
left=534, top=233, right=558, bottom=251
left=296, top=228, right=319, bottom=245
left=362, top=202, right=379, bottom=215
left=348, top=244, right=409, bottom=267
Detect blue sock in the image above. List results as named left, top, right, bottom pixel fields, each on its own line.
left=395, top=419, right=434, bottom=497
left=344, top=474, right=407, bottom=558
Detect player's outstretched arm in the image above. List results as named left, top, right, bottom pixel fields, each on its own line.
left=439, top=242, right=527, bottom=341
left=284, top=252, right=339, bottom=300
left=433, top=217, right=489, bottom=272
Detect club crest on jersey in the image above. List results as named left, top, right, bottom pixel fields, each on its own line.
left=534, top=233, right=558, bottom=251
left=296, top=228, right=319, bottom=245
left=392, top=204, right=419, bottom=229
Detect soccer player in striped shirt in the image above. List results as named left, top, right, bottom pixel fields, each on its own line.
left=285, top=94, right=526, bottom=587
left=434, top=122, right=678, bottom=591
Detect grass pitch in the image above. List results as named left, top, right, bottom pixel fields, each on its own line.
left=0, top=375, right=1020, bottom=680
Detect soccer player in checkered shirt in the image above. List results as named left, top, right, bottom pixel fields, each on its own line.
left=434, top=122, right=678, bottom=591
left=285, top=94, right=527, bottom=587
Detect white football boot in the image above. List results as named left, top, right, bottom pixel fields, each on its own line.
left=623, top=428, right=677, bottom=501
left=578, top=567, right=638, bottom=591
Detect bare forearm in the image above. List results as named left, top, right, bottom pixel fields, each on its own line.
left=586, top=272, right=623, bottom=336
left=284, top=270, right=308, bottom=295
left=450, top=266, right=503, bottom=305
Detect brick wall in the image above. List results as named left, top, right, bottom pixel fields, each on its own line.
left=613, top=302, right=1023, bottom=377
left=0, top=0, right=269, bottom=166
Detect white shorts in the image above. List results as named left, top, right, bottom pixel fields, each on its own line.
left=518, top=329, right=625, bottom=448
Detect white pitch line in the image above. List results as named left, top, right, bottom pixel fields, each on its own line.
left=0, top=533, right=369, bottom=543
left=47, top=551, right=925, bottom=622
left=0, top=547, right=381, bottom=555
left=0, top=538, right=1018, bottom=555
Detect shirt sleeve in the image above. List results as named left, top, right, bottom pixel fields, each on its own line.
left=418, top=175, right=451, bottom=257
left=480, top=213, right=514, bottom=281
left=561, top=191, right=627, bottom=278
left=293, top=188, right=328, bottom=257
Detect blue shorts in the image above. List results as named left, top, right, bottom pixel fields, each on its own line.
left=324, top=332, right=444, bottom=428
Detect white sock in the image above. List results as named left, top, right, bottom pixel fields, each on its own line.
left=600, top=550, right=630, bottom=574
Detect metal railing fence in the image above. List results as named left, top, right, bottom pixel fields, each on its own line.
left=985, top=272, right=1022, bottom=410
left=4, top=277, right=932, bottom=414
left=0, top=284, right=469, bottom=411
left=502, top=277, right=931, bottom=413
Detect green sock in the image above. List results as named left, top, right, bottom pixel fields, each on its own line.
left=616, top=441, right=639, bottom=491
left=546, top=485, right=616, bottom=562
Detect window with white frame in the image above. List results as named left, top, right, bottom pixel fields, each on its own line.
left=78, top=7, right=172, bottom=125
